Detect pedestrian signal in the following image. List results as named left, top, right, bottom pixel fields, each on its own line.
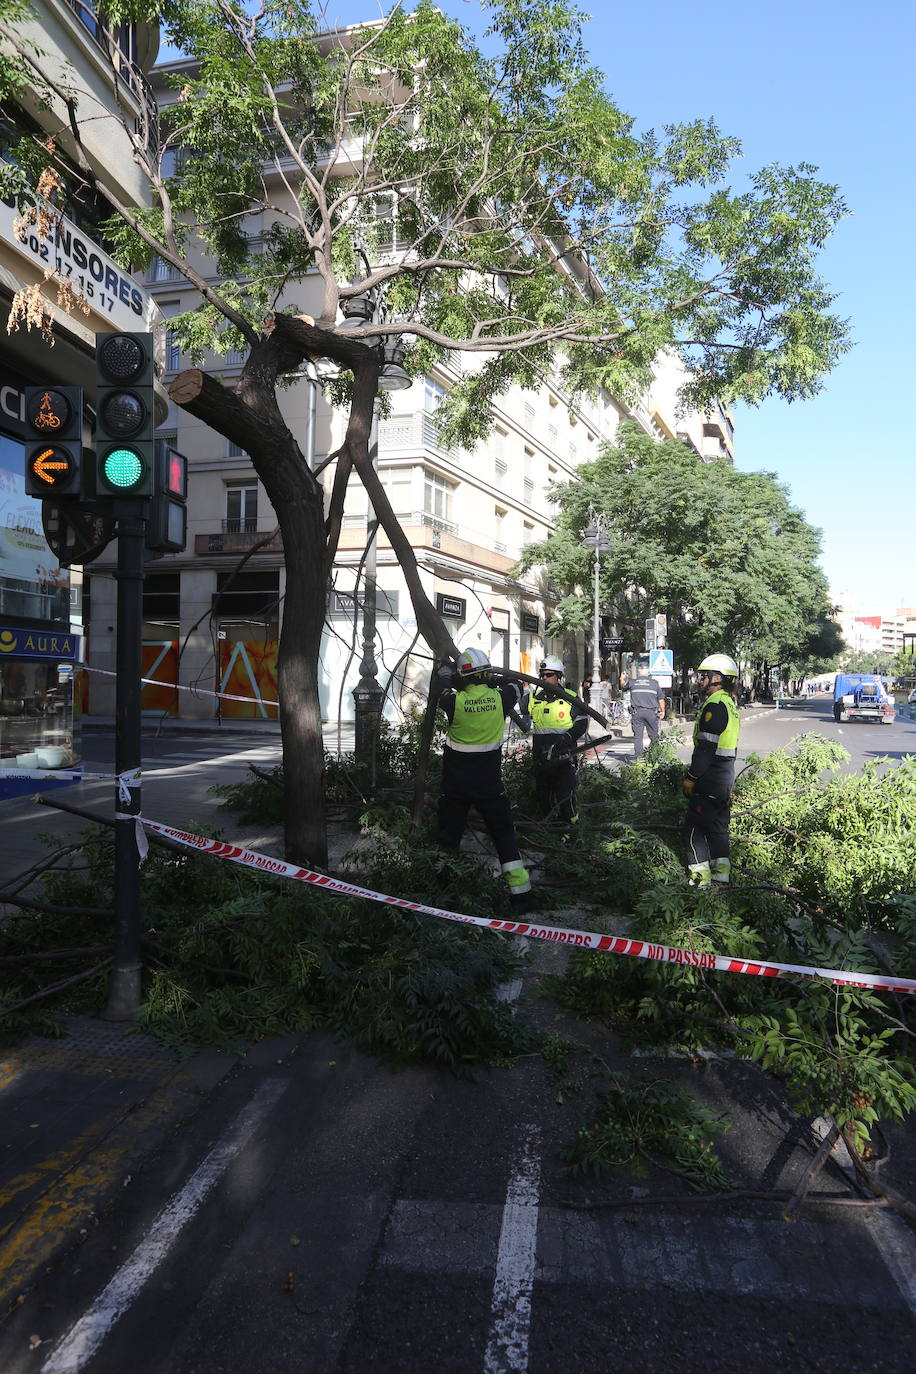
left=95, top=332, right=155, bottom=497
left=146, top=441, right=188, bottom=554
left=24, top=386, right=83, bottom=498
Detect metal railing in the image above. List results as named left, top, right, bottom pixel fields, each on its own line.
left=63, top=0, right=159, bottom=157
left=222, top=517, right=258, bottom=534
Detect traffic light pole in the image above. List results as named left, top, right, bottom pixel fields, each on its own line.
left=103, top=502, right=146, bottom=1020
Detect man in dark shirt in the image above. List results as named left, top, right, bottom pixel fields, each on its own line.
left=622, top=657, right=666, bottom=758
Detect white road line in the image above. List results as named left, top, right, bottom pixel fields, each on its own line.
left=41, top=1078, right=288, bottom=1374
left=482, top=1124, right=541, bottom=1374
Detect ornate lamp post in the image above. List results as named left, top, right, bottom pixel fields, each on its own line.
left=339, top=280, right=411, bottom=775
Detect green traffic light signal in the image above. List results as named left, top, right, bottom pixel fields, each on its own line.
left=100, top=446, right=147, bottom=491
left=95, top=332, right=155, bottom=498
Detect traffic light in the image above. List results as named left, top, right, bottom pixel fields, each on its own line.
left=95, top=331, right=155, bottom=497
left=24, top=386, right=83, bottom=498
left=146, top=441, right=188, bottom=554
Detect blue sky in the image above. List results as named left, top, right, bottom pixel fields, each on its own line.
left=574, top=0, right=916, bottom=615
left=164, top=2, right=915, bottom=612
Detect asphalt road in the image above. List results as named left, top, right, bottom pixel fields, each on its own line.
left=1, top=1005, right=913, bottom=1374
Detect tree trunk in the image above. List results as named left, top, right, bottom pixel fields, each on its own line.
left=276, top=491, right=331, bottom=867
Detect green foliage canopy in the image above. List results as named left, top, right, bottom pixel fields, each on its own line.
left=518, top=422, right=835, bottom=670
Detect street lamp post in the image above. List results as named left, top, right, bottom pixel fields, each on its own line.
left=582, top=512, right=611, bottom=690
left=339, top=277, right=411, bottom=778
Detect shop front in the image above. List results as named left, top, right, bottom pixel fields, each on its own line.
left=0, top=619, right=82, bottom=801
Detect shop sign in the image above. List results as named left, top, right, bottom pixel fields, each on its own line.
left=521, top=612, right=540, bottom=634
left=0, top=623, right=81, bottom=660
left=0, top=164, right=157, bottom=332
left=435, top=593, right=466, bottom=620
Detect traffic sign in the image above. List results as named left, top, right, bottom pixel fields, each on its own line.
left=649, top=648, right=673, bottom=674
left=24, top=386, right=83, bottom=498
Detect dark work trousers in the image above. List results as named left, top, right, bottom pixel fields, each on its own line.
left=683, top=792, right=731, bottom=867
left=631, top=708, right=660, bottom=758
left=534, top=756, right=578, bottom=825
left=438, top=747, right=521, bottom=864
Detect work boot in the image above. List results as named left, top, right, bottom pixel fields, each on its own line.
left=687, top=862, right=711, bottom=887
left=711, top=858, right=731, bottom=886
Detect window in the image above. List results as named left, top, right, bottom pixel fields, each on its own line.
left=165, top=330, right=181, bottom=372
left=380, top=469, right=413, bottom=518
left=524, top=402, right=535, bottom=427
left=226, top=439, right=246, bottom=458
left=423, top=469, right=452, bottom=522
left=494, top=507, right=507, bottom=553
left=149, top=255, right=181, bottom=283
left=523, top=521, right=535, bottom=545
left=569, top=442, right=577, bottom=461
left=423, top=378, right=447, bottom=413
left=213, top=570, right=278, bottom=618
left=495, top=457, right=508, bottom=479
left=523, top=478, right=534, bottom=505
left=225, top=484, right=258, bottom=533
left=143, top=572, right=180, bottom=622
left=223, top=347, right=247, bottom=367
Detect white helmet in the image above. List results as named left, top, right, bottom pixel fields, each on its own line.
left=697, top=652, right=738, bottom=679
left=456, top=646, right=491, bottom=677
left=539, top=655, right=565, bottom=676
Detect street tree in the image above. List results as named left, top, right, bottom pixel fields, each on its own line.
left=0, top=0, right=851, bottom=863
left=519, top=423, right=835, bottom=685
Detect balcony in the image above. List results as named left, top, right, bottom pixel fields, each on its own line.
left=63, top=0, right=159, bottom=157
left=222, top=517, right=258, bottom=534
left=196, top=528, right=283, bottom=556
left=379, top=412, right=455, bottom=457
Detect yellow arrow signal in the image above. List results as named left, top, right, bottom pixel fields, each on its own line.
left=32, top=447, right=71, bottom=485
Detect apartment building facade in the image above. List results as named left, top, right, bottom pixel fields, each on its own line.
left=0, top=0, right=159, bottom=786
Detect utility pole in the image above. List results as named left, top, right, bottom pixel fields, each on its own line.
left=103, top=501, right=145, bottom=1019
left=582, top=512, right=611, bottom=687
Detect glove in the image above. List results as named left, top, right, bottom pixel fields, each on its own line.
left=682, top=776, right=695, bottom=798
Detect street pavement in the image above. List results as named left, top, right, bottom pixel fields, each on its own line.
left=0, top=704, right=914, bottom=1370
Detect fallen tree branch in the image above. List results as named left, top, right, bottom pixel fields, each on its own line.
left=782, top=1121, right=839, bottom=1221
left=0, top=959, right=110, bottom=1016
left=838, top=1122, right=916, bottom=1224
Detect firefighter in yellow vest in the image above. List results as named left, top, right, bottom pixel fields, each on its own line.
left=521, top=656, right=588, bottom=827
left=683, top=652, right=741, bottom=887
left=436, top=648, right=532, bottom=911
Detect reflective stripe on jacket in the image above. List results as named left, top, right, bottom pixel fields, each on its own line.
left=446, top=683, right=507, bottom=753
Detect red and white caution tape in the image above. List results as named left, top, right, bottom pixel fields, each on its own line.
left=142, top=818, right=916, bottom=998
left=84, top=665, right=279, bottom=708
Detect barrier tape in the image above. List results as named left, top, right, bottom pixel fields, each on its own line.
left=84, top=665, right=279, bottom=708
left=141, top=818, right=916, bottom=998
